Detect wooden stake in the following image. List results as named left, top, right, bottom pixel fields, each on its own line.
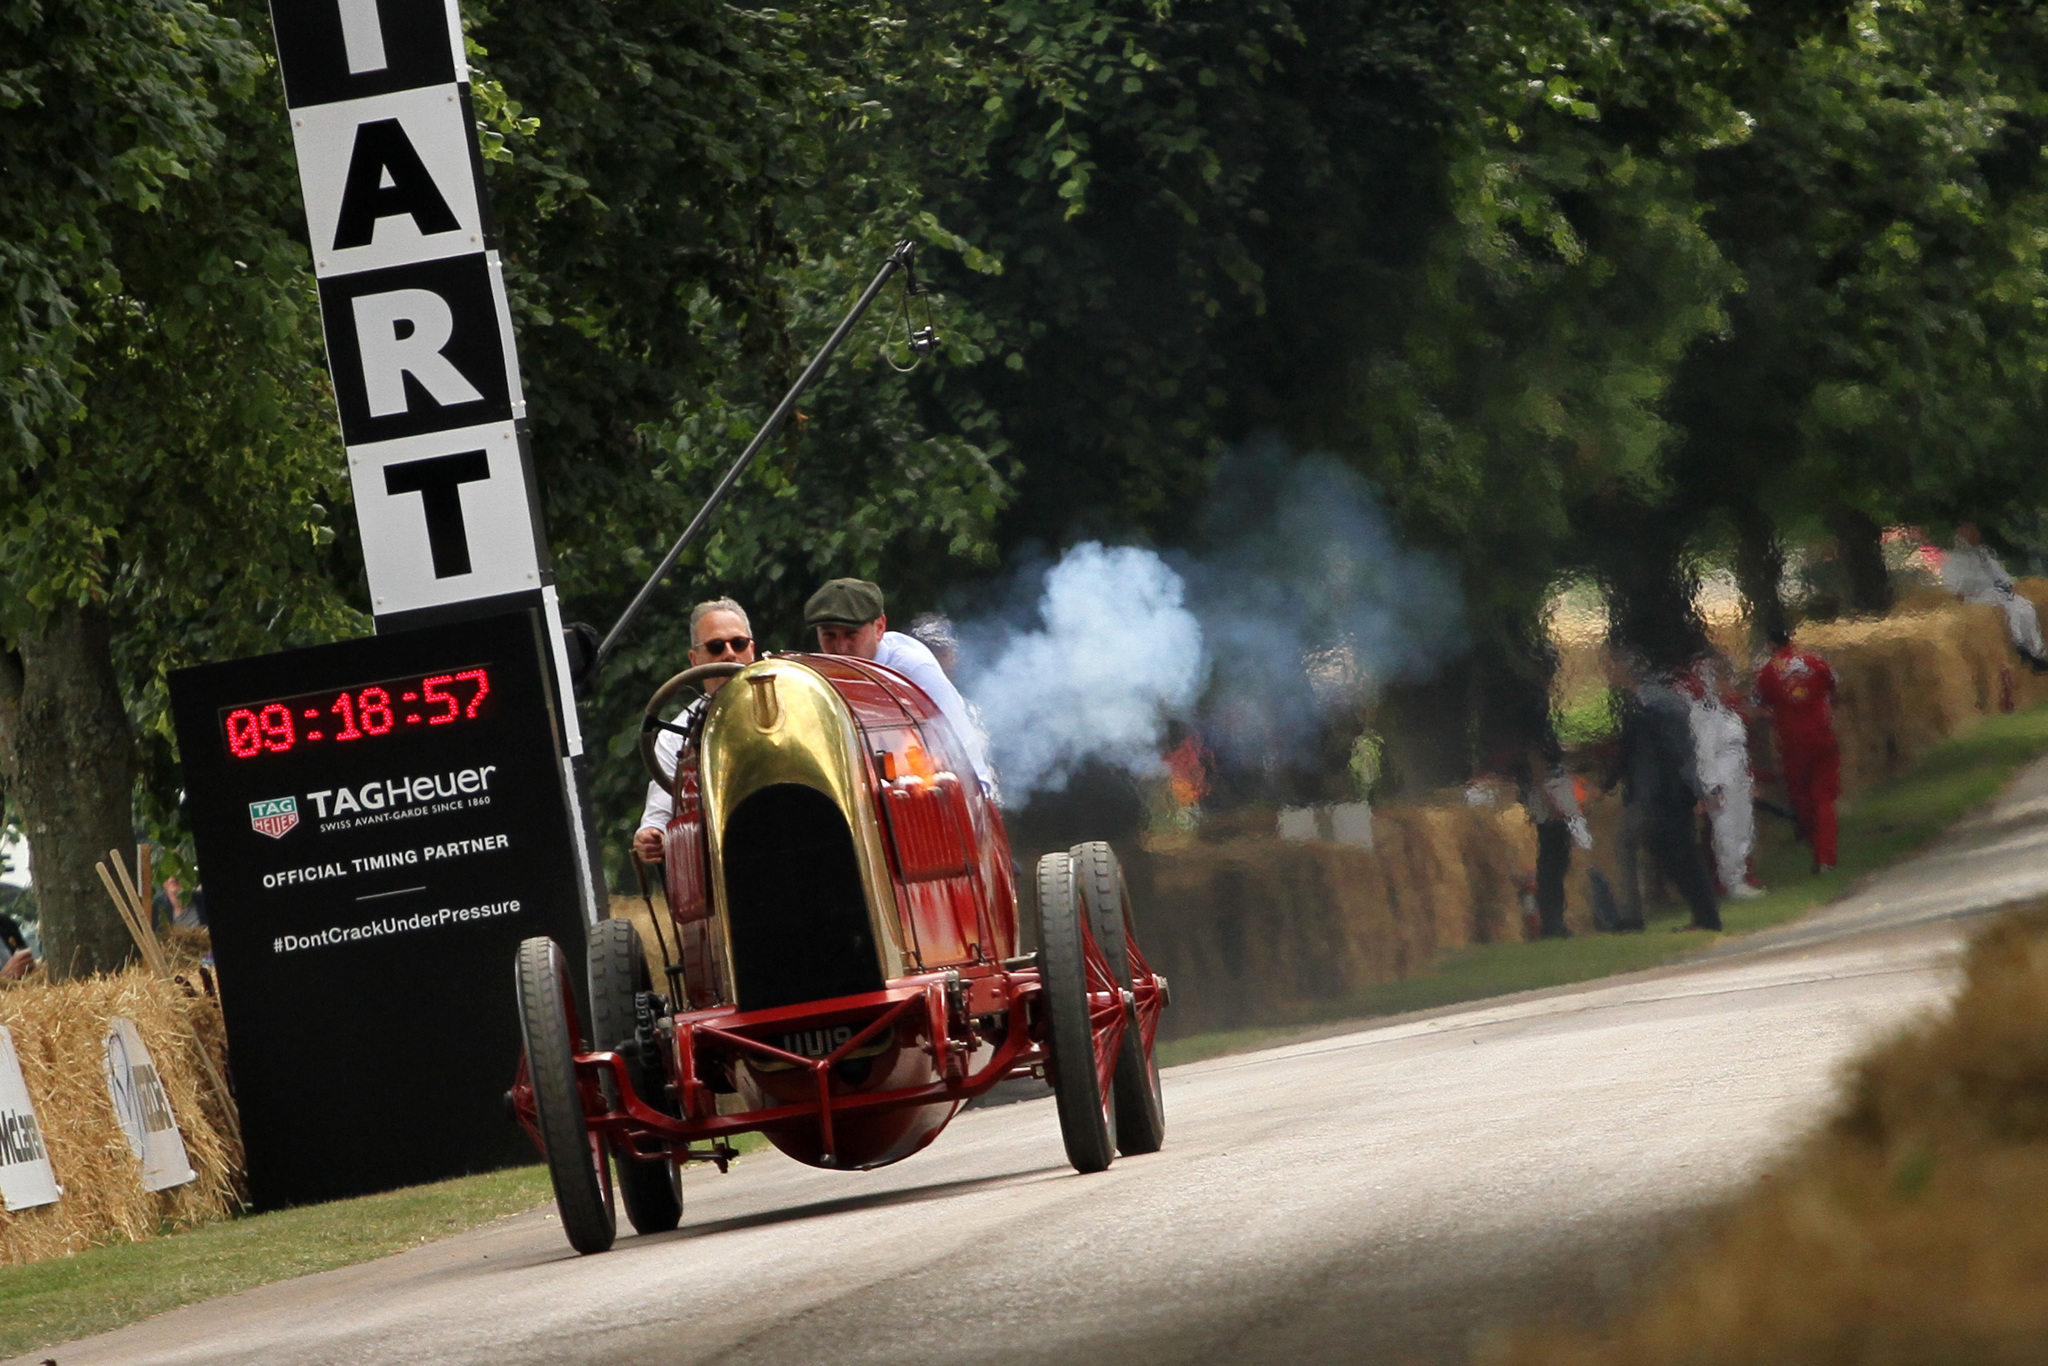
left=96, top=847, right=242, bottom=1160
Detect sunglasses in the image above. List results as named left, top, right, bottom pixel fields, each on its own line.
left=696, top=635, right=753, bottom=656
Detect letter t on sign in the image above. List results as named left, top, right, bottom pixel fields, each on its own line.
left=384, top=450, right=491, bottom=577
left=337, top=0, right=391, bottom=74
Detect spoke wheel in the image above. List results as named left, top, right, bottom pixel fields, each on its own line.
left=516, top=936, right=616, bottom=1254
left=1035, top=852, right=1117, bottom=1173
left=587, top=919, right=682, bottom=1235
left=1070, top=841, right=1166, bottom=1156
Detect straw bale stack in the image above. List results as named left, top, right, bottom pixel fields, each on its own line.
left=0, top=967, right=240, bottom=1266
left=1792, top=596, right=2048, bottom=800
left=1132, top=596, right=2048, bottom=1038
left=1136, top=798, right=1543, bottom=1037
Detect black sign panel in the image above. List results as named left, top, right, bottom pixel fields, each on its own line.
left=269, top=0, right=458, bottom=108
left=170, top=611, right=583, bottom=1209
left=319, top=255, right=513, bottom=445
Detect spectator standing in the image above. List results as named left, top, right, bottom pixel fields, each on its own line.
left=152, top=875, right=206, bottom=931
left=0, top=910, right=32, bottom=982
left=1943, top=522, right=2048, bottom=670
left=1522, top=747, right=1590, bottom=939
left=1683, top=656, right=1765, bottom=899
left=1755, top=628, right=1840, bottom=872
left=1614, top=660, right=1723, bottom=932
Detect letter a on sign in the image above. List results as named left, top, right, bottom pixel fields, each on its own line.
left=333, top=118, right=461, bottom=249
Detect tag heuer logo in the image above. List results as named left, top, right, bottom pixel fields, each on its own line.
left=249, top=797, right=299, bottom=839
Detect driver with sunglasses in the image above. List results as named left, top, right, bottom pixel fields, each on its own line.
left=632, top=598, right=757, bottom=862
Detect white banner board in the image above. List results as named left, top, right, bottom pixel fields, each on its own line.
left=103, top=1017, right=197, bottom=1193
left=0, top=1025, right=60, bottom=1211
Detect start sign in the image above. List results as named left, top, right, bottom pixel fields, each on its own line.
left=169, top=610, right=586, bottom=1209
left=267, top=0, right=547, bottom=626
left=267, top=0, right=603, bottom=940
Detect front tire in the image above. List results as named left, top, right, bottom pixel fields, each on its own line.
left=1070, top=842, right=1165, bottom=1156
left=1035, top=852, right=1116, bottom=1173
left=516, top=936, right=616, bottom=1254
left=587, top=919, right=682, bottom=1235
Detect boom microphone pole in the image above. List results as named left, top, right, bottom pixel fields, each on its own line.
left=592, top=239, right=927, bottom=674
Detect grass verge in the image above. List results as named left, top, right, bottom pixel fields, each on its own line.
left=1483, top=897, right=2048, bottom=1362
left=1158, top=704, right=2048, bottom=1069
left=0, top=1165, right=551, bottom=1358
left=0, top=1130, right=774, bottom=1358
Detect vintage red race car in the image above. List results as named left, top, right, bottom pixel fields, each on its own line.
left=509, top=653, right=1168, bottom=1253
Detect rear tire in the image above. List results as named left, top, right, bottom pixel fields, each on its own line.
left=1070, top=842, right=1166, bottom=1156
left=1035, top=852, right=1116, bottom=1173
left=516, top=936, right=616, bottom=1254
left=587, top=919, right=682, bottom=1235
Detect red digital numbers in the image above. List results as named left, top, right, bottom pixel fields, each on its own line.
left=222, top=667, right=493, bottom=759
left=225, top=709, right=263, bottom=757
left=422, top=675, right=459, bottom=724
left=455, top=668, right=489, bottom=717
left=260, top=704, right=295, bottom=751
left=358, top=687, right=394, bottom=734
left=227, top=705, right=295, bottom=754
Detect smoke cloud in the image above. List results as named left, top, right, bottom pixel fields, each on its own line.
left=955, top=443, right=1466, bottom=806
left=959, top=543, right=1206, bottom=800
left=1187, top=444, right=1466, bottom=776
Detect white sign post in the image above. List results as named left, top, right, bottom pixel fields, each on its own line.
left=268, top=0, right=599, bottom=919
left=0, top=1026, right=60, bottom=1211
left=103, top=1017, right=197, bottom=1193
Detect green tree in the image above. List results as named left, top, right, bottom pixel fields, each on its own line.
left=1661, top=0, right=2048, bottom=628
left=0, top=0, right=349, bottom=976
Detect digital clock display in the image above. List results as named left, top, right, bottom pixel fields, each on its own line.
left=220, top=666, right=493, bottom=759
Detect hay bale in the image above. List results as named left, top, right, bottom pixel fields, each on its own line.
left=1797, top=601, right=2015, bottom=800
left=0, top=968, right=240, bottom=1266
left=1136, top=796, right=1555, bottom=1038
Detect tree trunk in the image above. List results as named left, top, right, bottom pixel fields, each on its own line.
left=1730, top=499, right=1789, bottom=644
left=0, top=603, right=136, bottom=979
left=1826, top=501, right=1894, bottom=616
left=1593, top=501, right=1709, bottom=672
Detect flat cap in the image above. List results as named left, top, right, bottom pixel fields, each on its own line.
left=804, top=578, right=885, bottom=628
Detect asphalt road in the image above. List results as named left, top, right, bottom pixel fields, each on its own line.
left=29, top=757, right=2048, bottom=1366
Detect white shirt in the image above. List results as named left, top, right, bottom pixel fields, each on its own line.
left=873, top=631, right=992, bottom=785
left=1687, top=692, right=1751, bottom=792
left=635, top=694, right=707, bottom=835
left=1944, top=542, right=2016, bottom=604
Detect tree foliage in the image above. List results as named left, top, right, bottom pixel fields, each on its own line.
left=13, top=0, right=2048, bottom=898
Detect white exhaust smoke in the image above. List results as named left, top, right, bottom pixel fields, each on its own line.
left=955, top=444, right=1466, bottom=806
left=958, top=543, right=1205, bottom=802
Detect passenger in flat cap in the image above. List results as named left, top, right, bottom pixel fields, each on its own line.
left=633, top=597, right=756, bottom=862
left=805, top=578, right=992, bottom=788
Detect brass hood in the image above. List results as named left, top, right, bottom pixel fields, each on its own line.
left=697, top=659, right=909, bottom=985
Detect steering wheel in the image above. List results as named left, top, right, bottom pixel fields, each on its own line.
left=640, top=662, right=744, bottom=788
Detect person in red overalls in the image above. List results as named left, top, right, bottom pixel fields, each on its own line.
left=1755, top=627, right=1840, bottom=871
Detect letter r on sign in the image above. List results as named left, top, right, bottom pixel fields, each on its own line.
left=352, top=288, right=484, bottom=417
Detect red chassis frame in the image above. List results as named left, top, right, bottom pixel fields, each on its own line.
left=512, top=937, right=1166, bottom=1172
